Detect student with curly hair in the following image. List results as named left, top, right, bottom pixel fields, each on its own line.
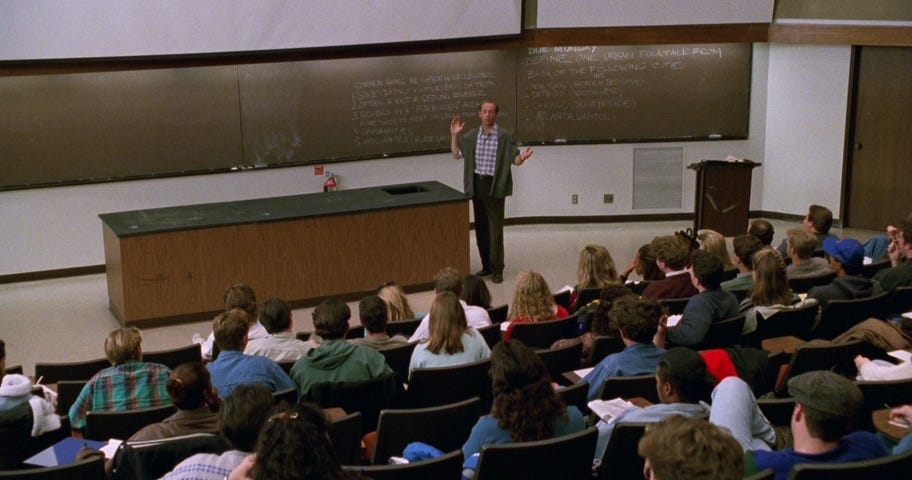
left=462, top=340, right=585, bottom=462
left=570, top=244, right=622, bottom=308
left=638, top=415, right=744, bottom=480
left=502, top=271, right=569, bottom=341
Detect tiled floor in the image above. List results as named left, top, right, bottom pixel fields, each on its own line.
left=0, top=219, right=881, bottom=376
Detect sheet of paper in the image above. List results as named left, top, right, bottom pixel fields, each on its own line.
left=573, top=367, right=594, bottom=378
left=887, top=349, right=912, bottom=363
left=666, top=314, right=682, bottom=327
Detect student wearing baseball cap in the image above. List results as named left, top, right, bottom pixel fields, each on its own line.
left=807, top=237, right=883, bottom=309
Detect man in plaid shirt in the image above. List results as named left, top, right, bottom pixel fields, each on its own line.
left=450, top=100, right=533, bottom=284
left=68, top=327, right=171, bottom=430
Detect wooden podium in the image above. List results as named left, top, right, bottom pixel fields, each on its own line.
left=688, top=160, right=760, bottom=237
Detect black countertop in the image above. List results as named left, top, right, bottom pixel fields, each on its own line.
left=99, top=181, right=468, bottom=237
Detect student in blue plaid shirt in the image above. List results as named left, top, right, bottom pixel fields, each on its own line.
left=68, top=327, right=171, bottom=430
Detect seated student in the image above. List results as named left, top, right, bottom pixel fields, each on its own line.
left=785, top=228, right=833, bottom=279
left=409, top=292, right=491, bottom=375
left=461, top=274, right=493, bottom=310
left=873, top=218, right=912, bottom=292
left=697, top=229, right=736, bottom=273
left=641, top=236, right=698, bottom=301
left=408, top=267, right=491, bottom=343
left=660, top=250, right=740, bottom=348
left=721, top=234, right=764, bottom=292
left=348, top=295, right=409, bottom=350
left=206, top=309, right=297, bottom=399
left=244, top=298, right=316, bottom=363
left=863, top=212, right=911, bottom=262
left=569, top=244, right=622, bottom=309
left=0, top=373, right=61, bottom=438
left=638, top=415, right=744, bottom=480
left=711, top=371, right=887, bottom=480
left=69, top=327, right=171, bottom=430
left=196, top=283, right=269, bottom=361
left=748, top=219, right=775, bottom=248
left=378, top=281, right=421, bottom=322
left=776, top=204, right=839, bottom=258
left=593, top=348, right=715, bottom=464
left=581, top=295, right=666, bottom=401
left=807, top=237, right=883, bottom=309
left=129, top=361, right=220, bottom=442
left=740, top=249, right=818, bottom=334
left=620, top=243, right=665, bottom=283
left=162, top=384, right=273, bottom=480
left=502, top=271, right=569, bottom=341
left=551, top=284, right=634, bottom=362
left=462, top=340, right=585, bottom=467
left=290, top=298, right=392, bottom=401
left=227, top=402, right=361, bottom=480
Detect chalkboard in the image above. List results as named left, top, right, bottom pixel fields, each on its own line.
left=0, top=44, right=752, bottom=190
left=0, top=66, right=242, bottom=188
left=517, top=44, right=751, bottom=142
left=238, top=50, right=516, bottom=166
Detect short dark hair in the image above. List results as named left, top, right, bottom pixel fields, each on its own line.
left=258, top=298, right=292, bottom=334
left=358, top=295, right=389, bottom=334
left=802, top=404, right=853, bottom=442
left=807, top=205, right=833, bottom=233
left=312, top=298, right=351, bottom=340
left=897, top=218, right=912, bottom=245
left=0, top=339, right=5, bottom=362
left=219, top=384, right=273, bottom=452
left=479, top=99, right=499, bottom=113
left=213, top=309, right=251, bottom=351
left=434, top=267, right=463, bottom=295
left=461, top=274, right=492, bottom=309
left=611, top=296, right=663, bottom=344
left=690, top=250, right=724, bottom=289
left=748, top=220, right=774, bottom=246
left=651, top=236, right=689, bottom=270
left=732, top=234, right=764, bottom=269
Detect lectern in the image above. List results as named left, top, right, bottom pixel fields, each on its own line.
left=688, top=160, right=760, bottom=237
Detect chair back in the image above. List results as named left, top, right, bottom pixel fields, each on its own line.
left=751, top=303, right=819, bottom=346
left=860, top=258, right=892, bottom=279
left=814, top=291, right=890, bottom=339
left=788, top=272, right=837, bottom=293
left=729, top=288, right=751, bottom=302
left=775, top=340, right=867, bottom=396
left=110, top=433, right=230, bottom=480
left=386, top=318, right=422, bottom=338
left=535, top=341, right=582, bottom=386
left=553, top=290, right=572, bottom=310
left=377, top=341, right=418, bottom=385
left=3, top=365, right=23, bottom=375
left=372, top=397, right=482, bottom=465
left=573, top=288, right=602, bottom=310
left=556, top=381, right=589, bottom=416
left=884, top=286, right=912, bottom=316
left=0, top=404, right=69, bottom=470
left=856, top=377, right=912, bottom=432
left=745, top=468, right=775, bottom=480
left=628, top=280, right=652, bottom=295
left=295, top=331, right=312, bottom=342
left=693, top=315, right=745, bottom=350
left=0, top=456, right=106, bottom=479
left=753, top=350, right=791, bottom=397
left=35, top=358, right=111, bottom=383
left=486, top=304, right=509, bottom=324
left=277, top=360, right=295, bottom=374
left=406, top=359, right=492, bottom=409
left=597, top=422, right=647, bottom=480
left=588, top=336, right=625, bottom=366
left=141, top=344, right=202, bottom=369
left=272, top=387, right=297, bottom=406
left=346, top=325, right=366, bottom=339
left=786, top=447, right=912, bottom=480
left=476, top=324, right=502, bottom=349
left=344, top=449, right=463, bottom=480
left=659, top=297, right=690, bottom=315
left=310, top=371, right=399, bottom=433
left=85, top=404, right=177, bottom=441
left=509, top=314, right=580, bottom=349
left=757, top=397, right=797, bottom=427
left=55, top=380, right=88, bottom=416
left=474, top=426, right=598, bottom=480
left=328, top=412, right=363, bottom=466
left=598, top=373, right=660, bottom=404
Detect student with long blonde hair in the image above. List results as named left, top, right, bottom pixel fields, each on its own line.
left=377, top=282, right=419, bottom=321
left=408, top=292, right=490, bottom=376
left=572, top=244, right=621, bottom=308
left=503, top=271, right=569, bottom=341
left=697, top=229, right=736, bottom=272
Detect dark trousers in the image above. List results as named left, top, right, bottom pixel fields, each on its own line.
left=472, top=174, right=505, bottom=274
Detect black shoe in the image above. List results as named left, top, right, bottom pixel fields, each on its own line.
left=491, top=273, right=503, bottom=284
left=475, top=269, right=492, bottom=277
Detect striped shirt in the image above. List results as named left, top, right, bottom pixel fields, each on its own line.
left=474, top=124, right=498, bottom=176
left=161, top=450, right=251, bottom=480
left=68, top=359, right=171, bottom=429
